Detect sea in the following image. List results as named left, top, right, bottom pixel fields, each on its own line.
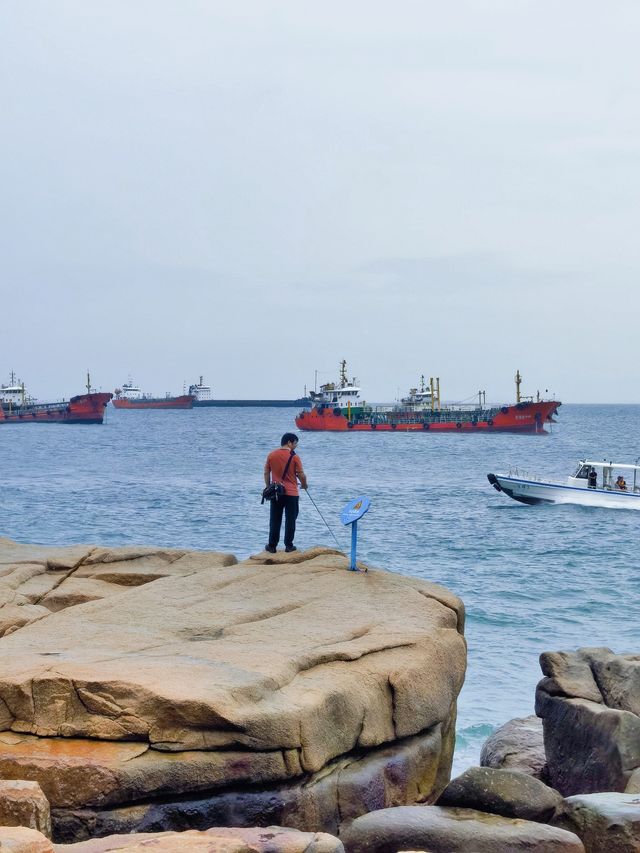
left=3, top=403, right=639, bottom=775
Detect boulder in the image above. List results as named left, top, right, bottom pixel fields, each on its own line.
left=553, top=792, right=640, bottom=853
left=536, top=648, right=640, bottom=795
left=438, top=766, right=563, bottom=822
left=480, top=715, right=547, bottom=779
left=0, top=543, right=466, bottom=841
left=626, top=768, right=640, bottom=794
left=54, top=826, right=343, bottom=852
left=0, top=825, right=54, bottom=852
left=341, top=805, right=585, bottom=852
left=0, top=779, right=51, bottom=837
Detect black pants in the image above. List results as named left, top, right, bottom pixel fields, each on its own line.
left=269, top=495, right=299, bottom=548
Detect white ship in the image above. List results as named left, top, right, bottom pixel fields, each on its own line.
left=488, top=459, right=640, bottom=509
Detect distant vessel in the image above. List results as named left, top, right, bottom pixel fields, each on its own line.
left=112, top=380, right=194, bottom=410
left=488, top=459, right=640, bottom=508
left=188, top=376, right=312, bottom=408
left=296, top=363, right=560, bottom=433
left=0, top=372, right=112, bottom=424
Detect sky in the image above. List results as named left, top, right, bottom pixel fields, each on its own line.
left=1, top=1, right=639, bottom=403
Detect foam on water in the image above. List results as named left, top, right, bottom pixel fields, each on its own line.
left=2, top=403, right=639, bottom=775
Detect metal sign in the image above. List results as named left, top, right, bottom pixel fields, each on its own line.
left=340, top=496, right=371, bottom=526
left=340, top=495, right=371, bottom=571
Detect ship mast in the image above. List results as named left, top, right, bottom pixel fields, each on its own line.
left=515, top=370, right=522, bottom=403
left=86, top=371, right=92, bottom=394
left=339, top=360, right=348, bottom=388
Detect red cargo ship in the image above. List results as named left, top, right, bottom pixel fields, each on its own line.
left=112, top=380, right=194, bottom=410
left=295, top=363, right=560, bottom=434
left=0, top=373, right=112, bottom=424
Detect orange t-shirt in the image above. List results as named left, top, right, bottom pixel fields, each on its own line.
left=265, top=448, right=303, bottom=497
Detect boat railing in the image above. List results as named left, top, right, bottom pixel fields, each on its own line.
left=507, top=467, right=545, bottom=481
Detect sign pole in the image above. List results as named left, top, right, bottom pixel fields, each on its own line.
left=350, top=519, right=358, bottom=571
left=340, top=495, right=370, bottom=573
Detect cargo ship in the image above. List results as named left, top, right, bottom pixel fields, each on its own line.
left=295, top=362, right=560, bottom=434
left=112, top=381, right=195, bottom=410
left=0, top=373, right=112, bottom=424
left=188, top=376, right=311, bottom=408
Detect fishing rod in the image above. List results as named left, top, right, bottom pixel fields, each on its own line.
left=303, top=488, right=345, bottom=552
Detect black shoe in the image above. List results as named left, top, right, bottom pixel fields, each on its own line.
left=285, top=545, right=297, bottom=553
left=265, top=545, right=277, bottom=554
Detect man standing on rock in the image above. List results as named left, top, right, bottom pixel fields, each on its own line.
left=264, top=432, right=307, bottom=553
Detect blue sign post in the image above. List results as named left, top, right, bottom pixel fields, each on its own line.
left=340, top=496, right=371, bottom=571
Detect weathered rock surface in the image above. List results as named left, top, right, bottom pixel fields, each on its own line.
left=0, top=825, right=54, bottom=852
left=480, top=714, right=548, bottom=779
left=0, top=779, right=52, bottom=837
left=536, top=648, right=640, bottom=795
left=438, top=765, right=563, bottom=822
left=341, top=805, right=585, bottom=852
left=0, top=538, right=237, bottom=636
left=553, top=792, right=640, bottom=853
left=0, top=540, right=466, bottom=841
left=54, top=826, right=343, bottom=852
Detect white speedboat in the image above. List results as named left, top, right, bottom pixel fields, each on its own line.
left=488, top=459, right=640, bottom=509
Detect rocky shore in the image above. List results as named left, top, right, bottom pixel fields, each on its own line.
left=1, top=537, right=638, bottom=852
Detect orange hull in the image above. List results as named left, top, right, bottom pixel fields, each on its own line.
left=0, top=392, right=113, bottom=424
left=295, top=400, right=560, bottom=433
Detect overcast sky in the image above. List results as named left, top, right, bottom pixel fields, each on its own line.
left=1, top=1, right=639, bottom=402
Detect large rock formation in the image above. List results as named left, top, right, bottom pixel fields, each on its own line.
left=0, top=539, right=466, bottom=843
left=536, top=648, right=640, bottom=795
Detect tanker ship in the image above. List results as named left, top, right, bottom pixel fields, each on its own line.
left=188, top=376, right=311, bottom=408
left=112, top=381, right=194, bottom=410
left=0, top=373, right=112, bottom=424
left=295, top=362, right=560, bottom=434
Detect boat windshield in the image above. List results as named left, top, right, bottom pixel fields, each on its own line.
left=574, top=463, right=590, bottom=479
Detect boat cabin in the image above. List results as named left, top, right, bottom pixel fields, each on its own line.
left=188, top=376, right=211, bottom=401
left=311, top=381, right=362, bottom=409
left=114, top=381, right=143, bottom=401
left=0, top=384, right=26, bottom=407
left=569, top=459, right=640, bottom=492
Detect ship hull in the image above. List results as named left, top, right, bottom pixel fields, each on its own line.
left=112, top=395, right=194, bottom=410
left=194, top=398, right=312, bottom=408
left=295, top=400, right=560, bottom=433
left=0, top=393, right=113, bottom=425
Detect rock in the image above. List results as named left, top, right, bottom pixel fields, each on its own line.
left=536, top=648, right=640, bottom=795
left=480, top=715, right=547, bottom=779
left=0, top=539, right=237, bottom=635
left=341, top=805, right=585, bottom=852
left=0, top=779, right=52, bottom=837
left=0, top=825, right=54, bottom=852
left=0, top=543, right=466, bottom=840
left=626, top=768, right=640, bottom=794
left=53, top=826, right=343, bottom=852
left=438, top=766, right=563, bottom=822
left=47, top=724, right=454, bottom=841
left=553, top=792, right=640, bottom=852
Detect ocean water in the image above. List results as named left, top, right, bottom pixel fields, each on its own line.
left=3, top=403, right=639, bottom=775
